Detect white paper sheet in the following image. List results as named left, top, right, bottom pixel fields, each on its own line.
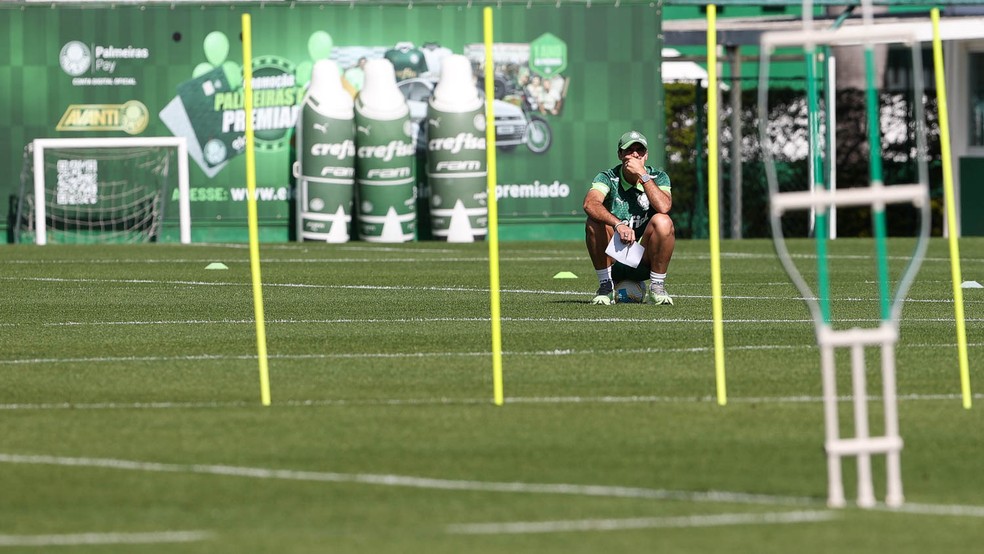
left=605, top=234, right=645, bottom=268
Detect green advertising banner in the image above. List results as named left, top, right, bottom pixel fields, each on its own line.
left=0, top=3, right=663, bottom=242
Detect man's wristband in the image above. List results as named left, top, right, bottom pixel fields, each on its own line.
left=613, top=220, right=628, bottom=231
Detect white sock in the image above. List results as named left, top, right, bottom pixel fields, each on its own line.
left=596, top=267, right=612, bottom=284
left=650, top=272, right=666, bottom=284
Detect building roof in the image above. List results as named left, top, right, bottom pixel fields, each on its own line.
left=662, top=48, right=709, bottom=82
left=6, top=0, right=984, bottom=5
left=665, top=11, right=984, bottom=47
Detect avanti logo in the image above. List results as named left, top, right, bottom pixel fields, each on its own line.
left=56, top=100, right=149, bottom=135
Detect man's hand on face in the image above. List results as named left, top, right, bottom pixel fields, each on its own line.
left=623, top=155, right=648, bottom=183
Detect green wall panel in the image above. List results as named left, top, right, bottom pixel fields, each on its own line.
left=960, top=157, right=984, bottom=236
left=0, top=3, right=664, bottom=242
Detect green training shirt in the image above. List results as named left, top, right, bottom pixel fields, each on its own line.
left=590, top=163, right=671, bottom=228
left=384, top=44, right=428, bottom=80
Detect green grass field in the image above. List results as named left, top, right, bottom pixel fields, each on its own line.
left=1, top=237, right=982, bottom=553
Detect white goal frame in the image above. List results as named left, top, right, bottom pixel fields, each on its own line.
left=31, top=136, right=191, bottom=245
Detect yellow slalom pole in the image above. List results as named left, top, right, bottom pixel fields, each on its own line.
left=706, top=5, right=727, bottom=406
left=242, top=14, right=272, bottom=406
left=931, top=8, right=972, bottom=409
left=484, top=7, right=504, bottom=407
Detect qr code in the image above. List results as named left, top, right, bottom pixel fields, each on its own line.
left=55, top=159, right=98, bottom=205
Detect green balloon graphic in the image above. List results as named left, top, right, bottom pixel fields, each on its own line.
left=203, top=31, right=229, bottom=67
left=308, top=31, right=334, bottom=60
left=222, top=61, right=242, bottom=90
left=295, top=60, right=313, bottom=87
left=192, top=62, right=214, bottom=78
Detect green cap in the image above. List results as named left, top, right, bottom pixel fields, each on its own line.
left=617, top=130, right=648, bottom=151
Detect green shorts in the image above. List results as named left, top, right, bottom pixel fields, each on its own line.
left=612, top=260, right=650, bottom=282
left=611, top=222, right=650, bottom=282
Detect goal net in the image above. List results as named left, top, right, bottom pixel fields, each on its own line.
left=16, top=137, right=191, bottom=244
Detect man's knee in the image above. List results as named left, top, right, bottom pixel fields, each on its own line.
left=649, top=213, right=675, bottom=237
left=586, top=217, right=607, bottom=239
left=586, top=217, right=605, bottom=230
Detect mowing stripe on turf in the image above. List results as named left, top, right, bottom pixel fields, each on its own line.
left=3, top=276, right=980, bottom=305
left=0, top=530, right=212, bottom=547
left=2, top=252, right=980, bottom=264
left=1, top=314, right=981, bottom=327
left=0, top=316, right=979, bottom=328
left=445, top=510, right=839, bottom=534
left=2, top=393, right=983, bottom=412
left=3, top=453, right=984, bottom=519
left=0, top=340, right=980, bottom=366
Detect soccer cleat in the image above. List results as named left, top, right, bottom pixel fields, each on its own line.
left=592, top=279, right=615, bottom=305
left=645, top=281, right=674, bottom=305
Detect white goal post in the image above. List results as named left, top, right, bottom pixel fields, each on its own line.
left=30, top=136, right=191, bottom=245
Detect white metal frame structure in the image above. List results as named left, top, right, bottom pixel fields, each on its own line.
left=771, top=187, right=929, bottom=508
left=31, top=136, right=191, bottom=245
left=761, top=19, right=932, bottom=508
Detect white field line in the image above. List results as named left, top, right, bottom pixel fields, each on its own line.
left=1, top=316, right=981, bottom=329
left=1, top=257, right=502, bottom=265
left=0, top=340, right=980, bottom=368
left=0, top=452, right=816, bottom=507
left=1, top=276, right=980, bottom=306
left=445, top=510, right=839, bottom=534
left=0, top=530, right=212, bottom=547
left=3, top=453, right=984, bottom=520
left=1, top=251, right=981, bottom=264
left=1, top=392, right=982, bottom=412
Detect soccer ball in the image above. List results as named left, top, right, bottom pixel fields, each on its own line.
left=614, top=280, right=645, bottom=303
